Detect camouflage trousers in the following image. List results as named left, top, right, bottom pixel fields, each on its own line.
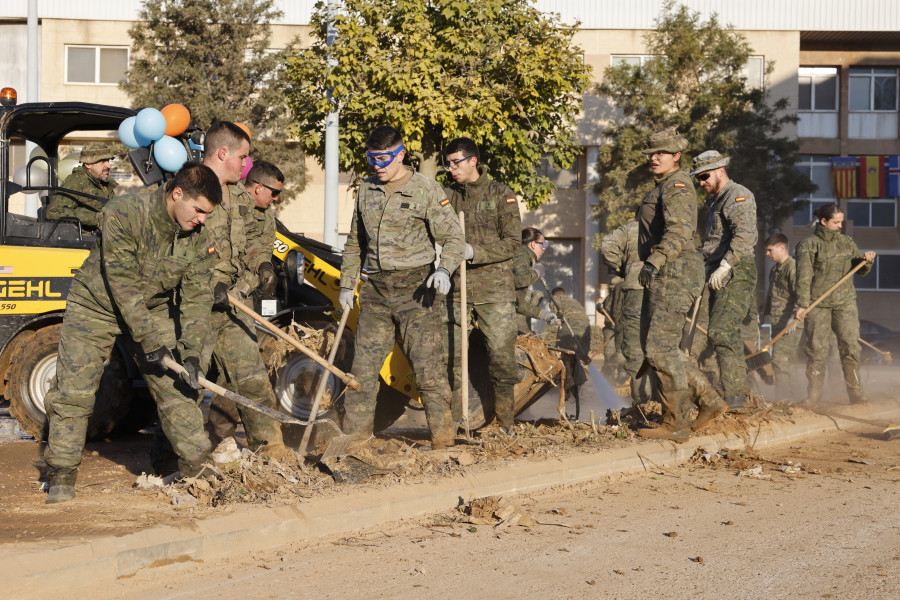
left=803, top=302, right=864, bottom=402
left=444, top=299, right=518, bottom=427
left=601, top=283, right=626, bottom=379
left=201, top=307, right=284, bottom=451
left=705, top=260, right=756, bottom=399
left=640, top=251, right=711, bottom=427
left=44, top=300, right=210, bottom=480
left=343, top=265, right=453, bottom=445
left=620, top=288, right=653, bottom=405
left=770, top=308, right=805, bottom=391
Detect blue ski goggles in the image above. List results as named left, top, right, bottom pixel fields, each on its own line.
left=366, top=144, right=405, bottom=168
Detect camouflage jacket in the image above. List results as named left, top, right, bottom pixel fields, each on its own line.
left=701, top=180, right=758, bottom=268
left=513, top=245, right=543, bottom=319
left=551, top=294, right=592, bottom=360
left=764, top=256, right=799, bottom=327
left=66, top=186, right=217, bottom=357
left=206, top=183, right=268, bottom=296
left=795, top=223, right=872, bottom=309
left=445, top=166, right=521, bottom=304
left=340, top=167, right=465, bottom=289
left=600, top=221, right=643, bottom=290
left=47, top=165, right=117, bottom=228
left=638, top=169, right=699, bottom=270
left=254, top=206, right=277, bottom=251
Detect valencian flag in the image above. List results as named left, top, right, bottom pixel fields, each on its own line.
left=830, top=157, right=858, bottom=199
left=858, top=155, right=886, bottom=197
left=888, top=156, right=900, bottom=197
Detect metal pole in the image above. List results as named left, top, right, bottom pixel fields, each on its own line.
left=25, top=0, right=40, bottom=218
left=323, top=0, right=339, bottom=247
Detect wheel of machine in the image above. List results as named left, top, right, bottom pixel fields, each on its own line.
left=6, top=325, right=135, bottom=441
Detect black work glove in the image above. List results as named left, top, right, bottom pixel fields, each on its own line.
left=213, top=281, right=229, bottom=308
left=257, top=261, right=277, bottom=297
left=144, top=346, right=174, bottom=370
left=180, top=356, right=203, bottom=390
left=638, top=263, right=658, bottom=288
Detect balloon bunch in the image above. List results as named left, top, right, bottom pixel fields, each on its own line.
left=118, top=104, right=191, bottom=173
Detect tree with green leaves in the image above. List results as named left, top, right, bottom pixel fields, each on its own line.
left=282, top=0, right=591, bottom=207
left=122, top=0, right=307, bottom=203
left=592, top=2, right=814, bottom=241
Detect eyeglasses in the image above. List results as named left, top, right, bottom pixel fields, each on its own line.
left=443, top=156, right=474, bottom=171
left=532, top=239, right=549, bottom=251
left=696, top=173, right=711, bottom=182
left=252, top=181, right=282, bottom=197
left=366, top=144, right=405, bottom=168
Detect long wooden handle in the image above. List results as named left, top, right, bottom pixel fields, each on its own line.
left=227, top=293, right=361, bottom=390
left=858, top=337, right=887, bottom=356
left=459, top=211, right=469, bottom=435
left=598, top=303, right=615, bottom=328
left=747, top=260, right=869, bottom=359
left=161, top=355, right=342, bottom=433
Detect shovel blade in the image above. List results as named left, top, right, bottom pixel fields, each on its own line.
left=319, top=434, right=354, bottom=462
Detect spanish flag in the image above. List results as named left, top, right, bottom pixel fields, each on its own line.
left=858, top=155, right=885, bottom=198
left=830, top=157, right=858, bottom=199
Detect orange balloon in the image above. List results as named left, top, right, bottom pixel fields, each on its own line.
left=235, top=122, right=252, bottom=140
left=161, top=104, right=191, bottom=136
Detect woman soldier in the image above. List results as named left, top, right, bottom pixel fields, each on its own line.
left=795, top=203, right=875, bottom=404
left=635, top=129, right=726, bottom=441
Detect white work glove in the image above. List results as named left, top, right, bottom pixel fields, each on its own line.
left=532, top=263, right=545, bottom=280
left=464, top=243, right=474, bottom=261
left=338, top=287, right=355, bottom=311
left=708, top=259, right=732, bottom=291
left=784, top=321, right=799, bottom=336
left=539, top=307, right=559, bottom=325
left=426, top=268, right=451, bottom=295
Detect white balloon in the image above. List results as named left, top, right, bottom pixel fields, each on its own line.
left=13, top=164, right=49, bottom=187
left=57, top=158, right=80, bottom=181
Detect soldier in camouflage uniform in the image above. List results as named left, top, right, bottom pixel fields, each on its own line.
left=601, top=220, right=653, bottom=404
left=43, top=163, right=222, bottom=503
left=514, top=227, right=555, bottom=333
left=206, top=161, right=284, bottom=443
left=635, top=129, right=726, bottom=442
left=550, top=288, right=592, bottom=362
left=692, top=150, right=758, bottom=413
left=763, top=233, right=804, bottom=396
left=599, top=277, right=626, bottom=380
left=795, top=204, right=875, bottom=404
left=196, top=122, right=288, bottom=461
left=46, top=143, right=117, bottom=230
left=338, top=126, right=465, bottom=449
left=441, top=138, right=521, bottom=429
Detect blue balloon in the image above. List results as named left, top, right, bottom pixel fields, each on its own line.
left=134, top=107, right=167, bottom=142
left=153, top=135, right=188, bottom=173
left=118, top=116, right=150, bottom=149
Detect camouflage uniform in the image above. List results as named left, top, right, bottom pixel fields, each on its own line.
left=601, top=221, right=652, bottom=403
left=701, top=180, right=758, bottom=403
left=599, top=278, right=625, bottom=379
left=638, top=166, right=716, bottom=431
left=200, top=183, right=285, bottom=451
left=513, top=245, right=543, bottom=333
left=795, top=223, right=872, bottom=403
left=551, top=294, right=592, bottom=361
left=340, top=167, right=465, bottom=445
left=47, top=164, right=117, bottom=229
left=763, top=256, right=804, bottom=389
left=44, top=187, right=216, bottom=486
left=443, top=166, right=521, bottom=427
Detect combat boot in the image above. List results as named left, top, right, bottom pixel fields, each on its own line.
left=637, top=389, right=690, bottom=442
left=692, top=396, right=728, bottom=432
left=46, top=471, right=77, bottom=505
left=724, top=395, right=748, bottom=414
left=848, top=389, right=869, bottom=405
left=845, top=366, right=868, bottom=405
left=259, top=441, right=299, bottom=464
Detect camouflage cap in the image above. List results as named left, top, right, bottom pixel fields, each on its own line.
left=641, top=128, right=689, bottom=155
left=690, top=150, right=730, bottom=176
left=80, top=143, right=114, bottom=164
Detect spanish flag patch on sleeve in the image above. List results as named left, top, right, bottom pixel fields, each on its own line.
left=674, top=182, right=686, bottom=188
left=207, top=244, right=217, bottom=256
left=440, top=198, right=450, bottom=206
left=506, top=197, right=517, bottom=204
left=736, top=196, right=746, bottom=202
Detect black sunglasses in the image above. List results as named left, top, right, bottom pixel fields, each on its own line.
left=696, top=173, right=712, bottom=182
left=252, top=181, right=282, bottom=197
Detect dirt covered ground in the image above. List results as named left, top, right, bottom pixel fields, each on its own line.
left=0, top=393, right=863, bottom=546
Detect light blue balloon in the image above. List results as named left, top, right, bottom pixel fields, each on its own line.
left=134, top=107, right=167, bottom=142
left=153, top=135, right=188, bottom=172
left=118, top=116, right=150, bottom=149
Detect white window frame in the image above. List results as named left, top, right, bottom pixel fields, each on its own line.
left=65, top=45, right=130, bottom=86
left=798, top=66, right=839, bottom=112
left=845, top=199, right=898, bottom=228
left=848, top=67, right=899, bottom=113
left=793, top=156, right=835, bottom=226
left=854, top=251, right=900, bottom=292
left=610, top=55, right=652, bottom=68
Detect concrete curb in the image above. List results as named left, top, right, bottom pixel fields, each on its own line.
left=4, top=402, right=899, bottom=598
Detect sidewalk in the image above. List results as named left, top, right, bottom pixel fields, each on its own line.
left=3, top=401, right=899, bottom=599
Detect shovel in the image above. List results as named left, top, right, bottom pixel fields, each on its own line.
left=806, top=406, right=900, bottom=441
left=161, top=355, right=354, bottom=459
left=458, top=211, right=472, bottom=440
left=858, top=337, right=892, bottom=364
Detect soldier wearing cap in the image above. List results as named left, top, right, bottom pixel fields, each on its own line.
left=635, top=129, right=725, bottom=442
left=47, top=143, right=117, bottom=230
left=692, top=150, right=758, bottom=413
